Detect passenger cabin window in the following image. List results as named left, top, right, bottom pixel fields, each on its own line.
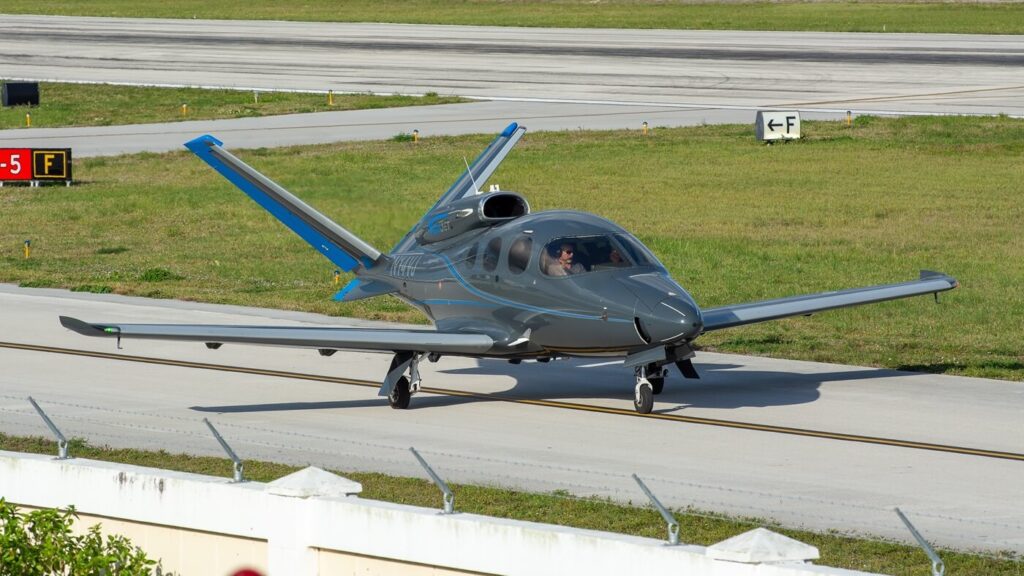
left=483, top=237, right=501, bottom=272
left=508, top=236, right=532, bottom=275
left=540, top=235, right=638, bottom=277
left=464, top=243, right=478, bottom=269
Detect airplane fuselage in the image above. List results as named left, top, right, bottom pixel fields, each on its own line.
left=359, top=209, right=704, bottom=358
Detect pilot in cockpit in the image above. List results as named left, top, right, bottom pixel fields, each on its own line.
left=546, top=242, right=586, bottom=276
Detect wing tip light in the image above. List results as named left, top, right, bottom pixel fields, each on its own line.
left=500, top=122, right=520, bottom=137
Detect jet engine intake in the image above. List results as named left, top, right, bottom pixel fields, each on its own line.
left=418, top=192, right=529, bottom=243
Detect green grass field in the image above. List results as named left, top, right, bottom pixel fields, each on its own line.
left=4, top=0, right=1024, bottom=34
left=2, top=434, right=1017, bottom=574
left=0, top=82, right=464, bottom=129
left=1, top=116, right=1022, bottom=380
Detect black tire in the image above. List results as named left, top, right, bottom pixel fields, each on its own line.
left=649, top=377, right=665, bottom=395
left=389, top=375, right=411, bottom=410
left=634, top=382, right=654, bottom=414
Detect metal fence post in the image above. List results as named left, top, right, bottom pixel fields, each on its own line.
left=410, top=447, right=454, bottom=514
left=894, top=507, right=945, bottom=576
left=632, top=473, right=679, bottom=545
left=202, top=418, right=244, bottom=483
left=27, top=397, right=70, bottom=459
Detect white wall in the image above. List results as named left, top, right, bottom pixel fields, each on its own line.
left=0, top=451, right=881, bottom=576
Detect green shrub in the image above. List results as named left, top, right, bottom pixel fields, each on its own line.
left=0, top=498, right=156, bottom=575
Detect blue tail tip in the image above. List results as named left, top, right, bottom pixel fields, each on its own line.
left=500, top=122, right=519, bottom=137
left=184, top=134, right=224, bottom=151
left=332, top=278, right=361, bottom=301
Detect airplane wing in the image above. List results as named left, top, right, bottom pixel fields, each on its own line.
left=700, top=270, right=958, bottom=332
left=58, top=316, right=495, bottom=355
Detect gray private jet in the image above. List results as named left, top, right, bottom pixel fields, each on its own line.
left=61, top=123, right=958, bottom=414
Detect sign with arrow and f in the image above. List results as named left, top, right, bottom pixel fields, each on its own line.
left=755, top=111, right=801, bottom=142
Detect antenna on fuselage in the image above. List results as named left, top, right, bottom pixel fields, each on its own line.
left=463, top=156, right=482, bottom=195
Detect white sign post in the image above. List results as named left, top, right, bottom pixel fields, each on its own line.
left=755, top=111, right=801, bottom=142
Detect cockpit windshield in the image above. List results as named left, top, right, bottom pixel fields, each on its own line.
left=613, top=234, right=659, bottom=267
left=540, top=234, right=659, bottom=277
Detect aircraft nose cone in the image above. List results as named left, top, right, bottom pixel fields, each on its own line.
left=640, top=296, right=703, bottom=344
left=619, top=273, right=703, bottom=345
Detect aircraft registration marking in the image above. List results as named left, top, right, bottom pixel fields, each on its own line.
left=391, top=254, right=422, bottom=278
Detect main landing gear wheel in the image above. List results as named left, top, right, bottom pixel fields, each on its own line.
left=389, top=375, right=411, bottom=410
left=634, top=381, right=654, bottom=414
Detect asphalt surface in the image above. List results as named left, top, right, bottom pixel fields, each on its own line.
left=0, top=101, right=842, bottom=157
left=2, top=15, right=1022, bottom=116
left=0, top=285, right=1021, bottom=554
left=2, top=15, right=1021, bottom=155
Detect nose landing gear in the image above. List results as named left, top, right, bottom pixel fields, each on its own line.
left=633, top=363, right=667, bottom=414
left=646, top=362, right=667, bottom=395
left=634, top=379, right=654, bottom=414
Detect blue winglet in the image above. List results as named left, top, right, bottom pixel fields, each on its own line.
left=500, top=122, right=519, bottom=137
left=185, top=134, right=360, bottom=272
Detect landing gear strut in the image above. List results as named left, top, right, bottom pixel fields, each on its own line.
left=646, top=362, right=668, bottom=395
left=383, top=351, right=423, bottom=409
left=634, top=363, right=665, bottom=414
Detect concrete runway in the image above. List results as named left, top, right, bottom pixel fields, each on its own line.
left=2, top=15, right=1022, bottom=117
left=1, top=285, right=1021, bottom=554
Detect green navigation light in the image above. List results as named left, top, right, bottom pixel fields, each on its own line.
left=104, top=327, right=117, bottom=333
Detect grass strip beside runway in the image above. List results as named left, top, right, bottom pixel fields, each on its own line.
left=4, top=1, right=1024, bottom=34
left=1, top=116, right=1022, bottom=381
left=1, top=434, right=1019, bottom=574
left=0, top=82, right=464, bottom=129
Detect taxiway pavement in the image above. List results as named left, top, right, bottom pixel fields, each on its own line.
left=0, top=100, right=841, bottom=157
left=2, top=15, right=1022, bottom=117
left=1, top=285, right=1021, bottom=554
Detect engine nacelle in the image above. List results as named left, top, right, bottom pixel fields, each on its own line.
left=417, top=192, right=529, bottom=244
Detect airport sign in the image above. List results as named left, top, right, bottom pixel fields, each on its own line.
left=0, top=148, right=72, bottom=184
left=755, top=111, right=801, bottom=142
